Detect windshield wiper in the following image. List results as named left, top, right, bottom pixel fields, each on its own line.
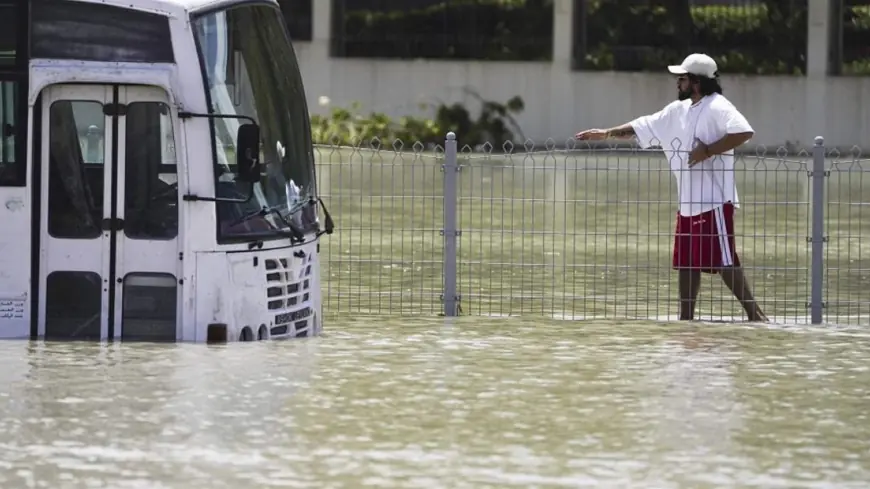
left=230, top=199, right=315, bottom=242
left=241, top=197, right=334, bottom=250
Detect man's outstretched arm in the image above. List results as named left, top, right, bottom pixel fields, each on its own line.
left=575, top=123, right=636, bottom=141
left=576, top=102, right=676, bottom=147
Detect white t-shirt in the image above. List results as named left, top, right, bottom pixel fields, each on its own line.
left=630, top=93, right=753, bottom=217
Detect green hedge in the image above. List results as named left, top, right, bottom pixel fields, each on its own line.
left=334, top=0, right=870, bottom=75
left=842, top=5, right=870, bottom=74
left=582, top=2, right=807, bottom=74
left=311, top=96, right=525, bottom=147
left=337, top=0, right=552, bottom=61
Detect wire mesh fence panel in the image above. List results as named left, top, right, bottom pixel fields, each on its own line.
left=454, top=139, right=813, bottom=322
left=315, top=140, right=445, bottom=316
left=825, top=149, right=870, bottom=325
left=313, top=132, right=866, bottom=326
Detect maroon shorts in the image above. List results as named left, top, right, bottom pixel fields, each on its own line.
left=673, top=203, right=740, bottom=274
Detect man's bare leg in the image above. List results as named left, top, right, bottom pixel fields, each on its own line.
left=719, top=266, right=768, bottom=322
left=678, top=269, right=702, bottom=320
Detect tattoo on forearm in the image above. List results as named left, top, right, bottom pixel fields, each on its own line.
left=607, top=127, right=635, bottom=138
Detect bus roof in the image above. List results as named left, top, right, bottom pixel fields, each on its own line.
left=68, top=0, right=279, bottom=17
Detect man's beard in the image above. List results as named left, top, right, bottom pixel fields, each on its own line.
left=677, top=88, right=692, bottom=101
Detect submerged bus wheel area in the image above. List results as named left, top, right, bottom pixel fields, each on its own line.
left=240, top=327, right=254, bottom=342
left=238, top=326, right=273, bottom=342
left=221, top=321, right=316, bottom=343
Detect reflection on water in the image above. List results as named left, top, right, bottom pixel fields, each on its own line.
left=1, top=317, right=869, bottom=488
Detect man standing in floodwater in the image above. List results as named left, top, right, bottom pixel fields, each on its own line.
left=575, top=53, right=768, bottom=322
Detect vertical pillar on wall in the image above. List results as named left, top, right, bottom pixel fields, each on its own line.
left=307, top=0, right=333, bottom=117
left=807, top=1, right=832, bottom=75
left=552, top=0, right=574, bottom=67
left=548, top=0, right=575, bottom=140
left=805, top=0, right=832, bottom=145
left=809, top=136, right=827, bottom=325
left=313, top=1, right=332, bottom=39
left=322, top=0, right=340, bottom=57
left=442, top=132, right=459, bottom=317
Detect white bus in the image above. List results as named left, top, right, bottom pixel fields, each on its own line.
left=0, top=0, right=332, bottom=342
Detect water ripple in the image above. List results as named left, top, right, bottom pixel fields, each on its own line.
left=0, top=317, right=868, bottom=488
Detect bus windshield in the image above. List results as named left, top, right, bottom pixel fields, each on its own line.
left=193, top=2, right=316, bottom=241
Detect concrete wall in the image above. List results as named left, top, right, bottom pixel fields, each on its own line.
left=292, top=0, right=870, bottom=152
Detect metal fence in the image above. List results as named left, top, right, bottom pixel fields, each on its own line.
left=315, top=134, right=870, bottom=326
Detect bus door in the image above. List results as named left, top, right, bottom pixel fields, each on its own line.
left=37, top=84, right=181, bottom=341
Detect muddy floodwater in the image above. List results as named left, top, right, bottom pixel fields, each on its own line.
left=1, top=317, right=869, bottom=488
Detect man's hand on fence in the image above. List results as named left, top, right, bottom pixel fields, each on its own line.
left=575, top=129, right=609, bottom=141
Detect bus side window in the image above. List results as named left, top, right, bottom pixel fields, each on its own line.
left=0, top=0, right=27, bottom=187
left=0, top=81, right=19, bottom=185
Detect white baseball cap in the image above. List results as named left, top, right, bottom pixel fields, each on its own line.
left=667, top=53, right=718, bottom=79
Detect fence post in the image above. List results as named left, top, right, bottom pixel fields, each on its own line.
left=810, top=136, right=826, bottom=325
left=442, top=132, right=459, bottom=316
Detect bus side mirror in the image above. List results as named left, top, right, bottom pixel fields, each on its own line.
left=236, top=123, right=261, bottom=183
